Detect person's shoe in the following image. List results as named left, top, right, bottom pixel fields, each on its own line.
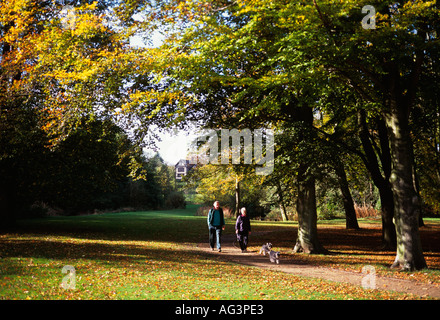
left=211, top=247, right=215, bottom=251
left=218, top=248, right=221, bottom=252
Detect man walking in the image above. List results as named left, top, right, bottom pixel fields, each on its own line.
left=235, top=207, right=251, bottom=253
left=207, top=201, right=225, bottom=252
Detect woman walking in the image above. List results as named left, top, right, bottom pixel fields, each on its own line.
left=235, top=207, right=251, bottom=253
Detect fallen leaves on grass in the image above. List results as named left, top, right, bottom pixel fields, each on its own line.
left=1, top=213, right=439, bottom=300
left=1, top=233, right=421, bottom=300
left=250, top=221, right=440, bottom=287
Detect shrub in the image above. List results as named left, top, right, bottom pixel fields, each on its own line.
left=195, top=206, right=234, bottom=218
left=354, top=204, right=379, bottom=218
left=164, top=191, right=186, bottom=209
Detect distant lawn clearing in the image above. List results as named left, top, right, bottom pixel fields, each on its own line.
left=1, top=205, right=438, bottom=300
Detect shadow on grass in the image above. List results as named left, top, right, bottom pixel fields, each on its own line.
left=0, top=236, right=221, bottom=276
left=247, top=223, right=440, bottom=273
left=4, top=212, right=209, bottom=244
left=3, top=212, right=440, bottom=275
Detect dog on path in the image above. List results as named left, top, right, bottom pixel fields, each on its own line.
left=259, top=243, right=272, bottom=255
left=269, top=250, right=280, bottom=264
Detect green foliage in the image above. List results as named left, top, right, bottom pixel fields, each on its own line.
left=0, top=1, right=191, bottom=221
left=0, top=106, right=178, bottom=218
left=187, top=164, right=269, bottom=218
left=1, top=0, right=439, bottom=263
left=164, top=191, right=187, bottom=209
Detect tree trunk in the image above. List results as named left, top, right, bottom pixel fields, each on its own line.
left=276, top=182, right=288, bottom=221
left=293, top=169, right=326, bottom=254
left=235, top=176, right=240, bottom=217
left=411, top=142, right=425, bottom=227
left=279, top=203, right=288, bottom=221
left=378, top=186, right=397, bottom=249
left=358, top=110, right=396, bottom=248
left=385, top=99, right=427, bottom=271
left=334, top=158, right=359, bottom=229
left=291, top=106, right=326, bottom=254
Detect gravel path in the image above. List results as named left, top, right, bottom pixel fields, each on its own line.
left=197, top=233, right=440, bottom=299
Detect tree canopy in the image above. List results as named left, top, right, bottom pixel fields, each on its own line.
left=124, top=0, right=438, bottom=269
left=1, top=0, right=439, bottom=270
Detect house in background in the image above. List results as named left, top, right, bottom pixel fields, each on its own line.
left=175, top=159, right=196, bottom=180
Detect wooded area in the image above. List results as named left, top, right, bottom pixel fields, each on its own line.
left=1, top=0, right=439, bottom=271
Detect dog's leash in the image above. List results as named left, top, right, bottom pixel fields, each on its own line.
left=232, top=234, right=240, bottom=249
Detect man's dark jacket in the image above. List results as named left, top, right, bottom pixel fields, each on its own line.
left=207, top=207, right=225, bottom=228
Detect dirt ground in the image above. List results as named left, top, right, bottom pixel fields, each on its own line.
left=197, top=227, right=440, bottom=299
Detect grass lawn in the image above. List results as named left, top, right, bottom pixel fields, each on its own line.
left=1, top=205, right=438, bottom=300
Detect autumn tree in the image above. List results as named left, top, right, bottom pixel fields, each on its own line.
left=317, top=88, right=394, bottom=242
left=187, top=163, right=269, bottom=219
left=411, top=48, right=440, bottom=216
left=0, top=0, right=155, bottom=223
left=4, top=0, right=435, bottom=270
left=118, top=0, right=439, bottom=269
left=304, top=0, right=437, bottom=270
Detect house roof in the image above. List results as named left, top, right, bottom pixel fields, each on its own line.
left=175, top=159, right=196, bottom=168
